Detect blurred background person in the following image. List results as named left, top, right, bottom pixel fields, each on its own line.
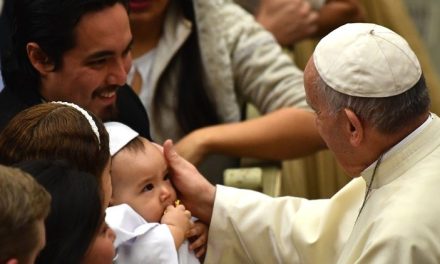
left=0, top=164, right=51, bottom=264
left=0, top=0, right=12, bottom=91
left=236, top=0, right=365, bottom=46
left=126, top=0, right=327, bottom=184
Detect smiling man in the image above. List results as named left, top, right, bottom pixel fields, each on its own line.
left=0, top=0, right=150, bottom=138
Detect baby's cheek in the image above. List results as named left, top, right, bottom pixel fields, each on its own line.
left=171, top=189, right=177, bottom=201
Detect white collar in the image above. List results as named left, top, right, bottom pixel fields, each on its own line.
left=363, top=113, right=433, bottom=172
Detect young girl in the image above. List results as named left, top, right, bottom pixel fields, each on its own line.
left=105, top=121, right=207, bottom=263
left=16, top=159, right=116, bottom=264
left=0, top=102, right=115, bottom=263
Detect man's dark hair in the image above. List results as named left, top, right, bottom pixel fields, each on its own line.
left=0, top=0, right=128, bottom=93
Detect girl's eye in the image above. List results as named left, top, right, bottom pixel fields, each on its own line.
left=143, top=183, right=154, bottom=192
left=100, top=222, right=109, bottom=235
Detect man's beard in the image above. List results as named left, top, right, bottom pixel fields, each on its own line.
left=99, top=103, right=119, bottom=121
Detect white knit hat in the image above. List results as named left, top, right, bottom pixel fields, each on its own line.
left=104, top=122, right=139, bottom=156
left=313, top=23, right=422, bottom=97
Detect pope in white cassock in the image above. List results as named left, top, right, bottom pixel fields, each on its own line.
left=162, top=23, right=440, bottom=264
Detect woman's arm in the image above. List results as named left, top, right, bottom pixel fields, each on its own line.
left=176, top=107, right=326, bottom=165
left=176, top=3, right=326, bottom=165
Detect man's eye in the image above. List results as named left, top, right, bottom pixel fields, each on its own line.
left=143, top=183, right=154, bottom=192
left=89, top=58, right=107, bottom=67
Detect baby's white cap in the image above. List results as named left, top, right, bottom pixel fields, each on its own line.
left=313, top=23, right=421, bottom=97
left=104, top=122, right=139, bottom=156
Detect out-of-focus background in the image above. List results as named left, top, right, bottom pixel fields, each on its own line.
left=405, top=0, right=440, bottom=78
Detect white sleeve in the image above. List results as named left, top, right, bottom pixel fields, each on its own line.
left=106, top=204, right=179, bottom=264
left=205, top=179, right=366, bottom=263
left=116, top=224, right=179, bottom=264
left=177, top=239, right=201, bottom=264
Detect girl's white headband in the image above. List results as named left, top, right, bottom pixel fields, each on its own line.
left=51, top=101, right=100, bottom=146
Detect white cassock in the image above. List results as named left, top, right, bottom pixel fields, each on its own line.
left=205, top=114, right=440, bottom=264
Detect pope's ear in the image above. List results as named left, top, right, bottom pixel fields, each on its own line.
left=344, top=108, right=363, bottom=147
left=26, top=42, right=55, bottom=74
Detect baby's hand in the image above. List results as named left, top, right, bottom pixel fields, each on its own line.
left=161, top=204, right=192, bottom=231
left=187, top=220, right=208, bottom=260
left=161, top=204, right=193, bottom=248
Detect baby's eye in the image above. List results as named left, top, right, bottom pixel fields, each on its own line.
left=164, top=173, right=170, bottom=181
left=142, top=183, right=154, bottom=192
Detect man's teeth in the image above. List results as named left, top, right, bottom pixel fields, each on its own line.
left=100, top=90, right=116, bottom=98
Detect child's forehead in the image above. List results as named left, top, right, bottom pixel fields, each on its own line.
left=118, top=138, right=156, bottom=155
left=116, top=139, right=168, bottom=173
left=139, top=138, right=164, bottom=157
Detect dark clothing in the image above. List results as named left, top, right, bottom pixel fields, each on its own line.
left=0, top=85, right=38, bottom=130
left=0, top=0, right=12, bottom=54
left=0, top=84, right=151, bottom=140
left=115, top=84, right=151, bottom=139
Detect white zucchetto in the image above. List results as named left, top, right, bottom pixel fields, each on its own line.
left=105, top=122, right=139, bottom=156
left=313, top=23, right=422, bottom=98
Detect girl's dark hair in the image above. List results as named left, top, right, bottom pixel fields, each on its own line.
left=15, top=159, right=103, bottom=264
left=1, top=0, right=128, bottom=94
left=154, top=0, right=220, bottom=134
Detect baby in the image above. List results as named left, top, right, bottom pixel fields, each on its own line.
left=105, top=122, right=207, bottom=263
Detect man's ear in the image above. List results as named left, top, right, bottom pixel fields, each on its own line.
left=26, top=42, right=55, bottom=74
left=344, top=108, right=363, bottom=147
left=6, top=258, right=18, bottom=264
